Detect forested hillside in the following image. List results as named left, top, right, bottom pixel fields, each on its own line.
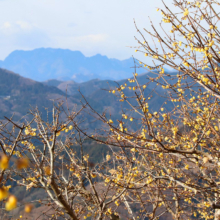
left=0, top=68, right=168, bottom=124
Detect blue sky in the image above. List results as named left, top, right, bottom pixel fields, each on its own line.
left=0, top=0, right=174, bottom=61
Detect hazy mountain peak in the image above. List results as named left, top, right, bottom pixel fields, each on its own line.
left=0, top=48, right=135, bottom=82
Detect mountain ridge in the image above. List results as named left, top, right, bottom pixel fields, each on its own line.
left=0, top=67, right=169, bottom=126
left=0, top=67, right=81, bottom=120
left=0, top=48, right=136, bottom=82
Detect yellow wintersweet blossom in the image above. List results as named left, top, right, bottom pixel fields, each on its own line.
left=24, top=204, right=33, bottom=213
left=44, top=166, right=51, bottom=175
left=172, top=127, right=178, bottom=136
left=109, top=119, right=113, bottom=124
left=5, top=195, right=17, bottom=211
left=91, top=173, right=96, bottom=178
left=25, top=127, right=36, bottom=136
left=159, top=153, right=163, bottom=158
left=0, top=187, right=8, bottom=201
left=106, top=155, right=111, bottom=161
left=16, top=157, right=29, bottom=170
left=122, top=114, right=128, bottom=119
left=0, top=154, right=9, bottom=170
left=203, top=157, right=209, bottom=164
left=56, top=132, right=60, bottom=137
left=183, top=61, right=190, bottom=67
left=69, top=167, right=74, bottom=172
left=160, top=68, right=165, bottom=74
left=184, top=8, right=189, bottom=16
left=107, top=208, right=112, bottom=214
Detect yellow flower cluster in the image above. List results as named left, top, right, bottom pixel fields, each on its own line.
left=0, top=154, right=9, bottom=170
left=25, top=127, right=36, bottom=136
left=5, top=195, right=17, bottom=211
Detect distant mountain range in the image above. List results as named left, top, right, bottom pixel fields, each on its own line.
left=0, top=48, right=138, bottom=82
left=0, top=67, right=169, bottom=124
